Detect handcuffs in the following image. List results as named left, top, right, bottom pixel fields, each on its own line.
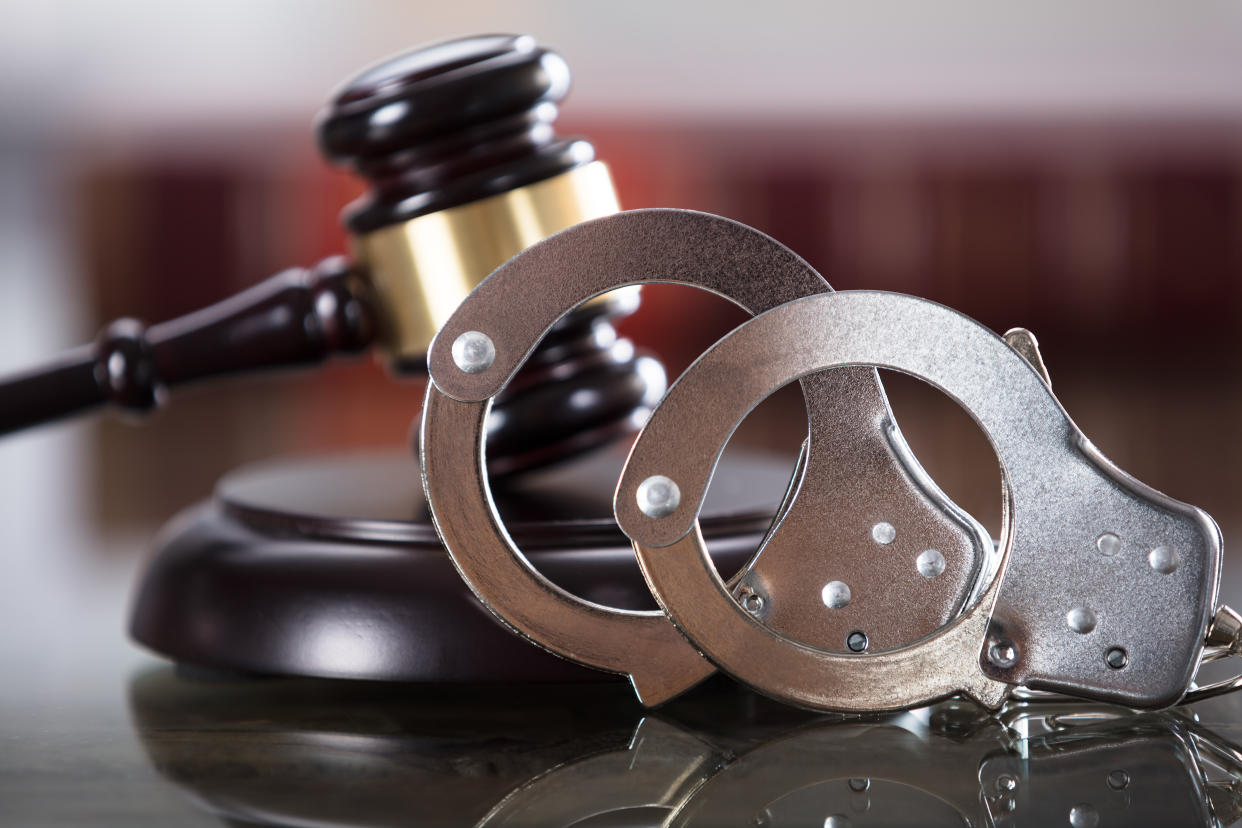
left=421, top=207, right=1240, bottom=713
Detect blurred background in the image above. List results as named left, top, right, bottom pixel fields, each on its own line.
left=2, top=0, right=1242, bottom=689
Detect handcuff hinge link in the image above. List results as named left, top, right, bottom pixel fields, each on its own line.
left=1207, top=605, right=1242, bottom=653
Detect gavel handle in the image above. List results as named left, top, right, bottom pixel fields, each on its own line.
left=0, top=256, right=375, bottom=437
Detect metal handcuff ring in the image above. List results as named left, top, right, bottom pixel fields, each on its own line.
left=616, top=290, right=1221, bottom=712
left=422, top=210, right=989, bottom=704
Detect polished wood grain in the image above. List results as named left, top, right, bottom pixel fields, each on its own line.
left=318, top=34, right=600, bottom=234
left=0, top=257, right=372, bottom=436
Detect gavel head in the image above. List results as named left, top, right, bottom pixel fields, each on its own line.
left=316, top=34, right=663, bottom=475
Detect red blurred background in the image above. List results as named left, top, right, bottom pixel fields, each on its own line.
left=72, top=115, right=1242, bottom=545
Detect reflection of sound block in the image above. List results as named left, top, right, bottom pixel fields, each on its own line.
left=129, top=447, right=790, bottom=683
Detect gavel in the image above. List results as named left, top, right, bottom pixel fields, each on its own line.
left=0, top=34, right=664, bottom=476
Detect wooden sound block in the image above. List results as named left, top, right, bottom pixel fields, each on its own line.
left=129, top=447, right=792, bottom=683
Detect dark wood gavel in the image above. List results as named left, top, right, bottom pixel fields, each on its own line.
left=0, top=34, right=664, bottom=476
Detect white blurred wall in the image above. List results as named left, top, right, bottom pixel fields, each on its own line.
left=1, top=0, right=1241, bottom=138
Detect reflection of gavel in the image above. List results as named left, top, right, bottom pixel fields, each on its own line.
left=0, top=34, right=663, bottom=475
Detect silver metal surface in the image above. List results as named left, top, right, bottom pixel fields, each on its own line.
left=637, top=475, right=681, bottom=519
left=990, top=641, right=1020, bottom=670
left=616, top=291, right=1221, bottom=710
left=1150, top=545, right=1180, bottom=574
left=871, top=521, right=896, bottom=545
left=917, top=549, right=946, bottom=578
left=1206, top=605, right=1242, bottom=652
left=1067, top=607, right=1098, bottom=635
left=822, top=581, right=852, bottom=609
left=422, top=210, right=992, bottom=704
left=635, top=523, right=1010, bottom=712
left=429, top=209, right=991, bottom=655
left=1096, top=532, right=1122, bottom=557
left=1003, top=327, right=1051, bottom=386
left=451, top=330, right=496, bottom=374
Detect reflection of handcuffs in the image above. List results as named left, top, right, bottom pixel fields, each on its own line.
left=485, top=704, right=1242, bottom=827
left=681, top=704, right=1242, bottom=827
left=422, top=207, right=1241, bottom=712
left=129, top=666, right=1242, bottom=827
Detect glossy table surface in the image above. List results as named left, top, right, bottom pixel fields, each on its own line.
left=6, top=437, right=1242, bottom=827
left=10, top=649, right=1242, bottom=827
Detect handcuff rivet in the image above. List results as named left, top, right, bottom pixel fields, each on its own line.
left=739, top=587, right=765, bottom=614
left=1149, top=546, right=1179, bottom=574
left=822, top=580, right=852, bottom=609
left=451, top=330, right=496, bottom=374
left=636, top=475, right=680, bottom=519
left=871, top=521, right=896, bottom=545
left=1066, top=607, right=1097, bottom=634
left=996, top=774, right=1018, bottom=793
left=1105, top=647, right=1128, bottom=669
left=846, top=631, right=869, bottom=652
left=988, top=640, right=1019, bottom=669
left=824, top=816, right=852, bottom=828
left=1096, top=532, right=1122, bottom=557
left=916, top=549, right=946, bottom=578
left=1106, top=770, right=1130, bottom=790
